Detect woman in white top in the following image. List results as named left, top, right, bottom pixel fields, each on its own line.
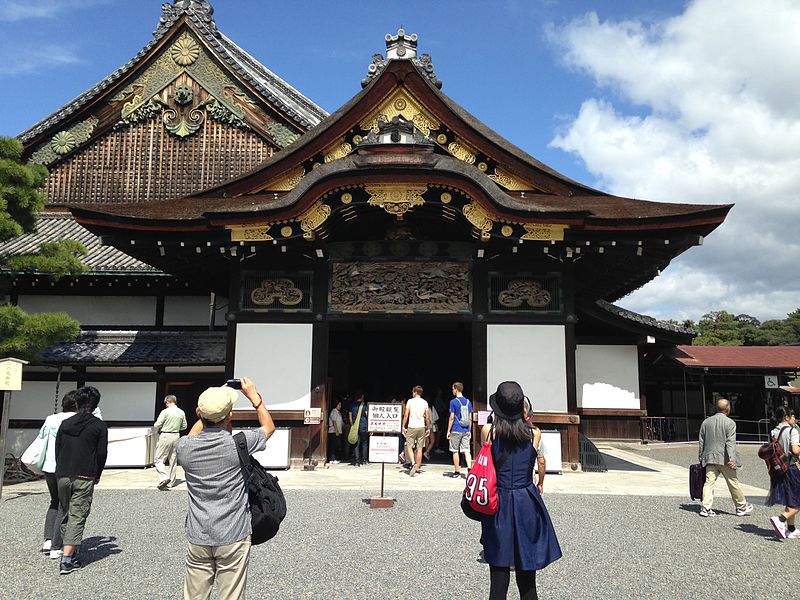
left=38, top=390, right=77, bottom=558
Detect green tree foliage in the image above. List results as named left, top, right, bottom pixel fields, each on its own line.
left=0, top=304, right=80, bottom=360
left=693, top=309, right=800, bottom=346
left=694, top=311, right=743, bottom=345
left=0, top=136, right=84, bottom=357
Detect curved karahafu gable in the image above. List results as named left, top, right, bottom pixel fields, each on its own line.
left=70, top=28, right=732, bottom=302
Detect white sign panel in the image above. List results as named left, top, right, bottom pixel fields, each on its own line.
left=764, top=375, right=779, bottom=389
left=0, top=359, right=25, bottom=391
left=368, top=403, right=403, bottom=433
left=304, top=408, right=321, bottom=425
left=369, top=435, right=399, bottom=463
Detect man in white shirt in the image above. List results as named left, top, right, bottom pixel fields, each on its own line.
left=402, top=385, right=430, bottom=477
left=153, top=395, right=187, bottom=488
left=328, top=400, right=344, bottom=464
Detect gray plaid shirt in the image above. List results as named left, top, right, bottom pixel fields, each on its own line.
left=176, top=428, right=266, bottom=546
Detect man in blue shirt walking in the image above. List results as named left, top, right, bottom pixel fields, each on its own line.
left=446, top=381, right=472, bottom=478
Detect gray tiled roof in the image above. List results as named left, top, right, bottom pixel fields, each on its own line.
left=39, top=330, right=226, bottom=365
left=0, top=212, right=159, bottom=273
left=18, top=2, right=326, bottom=144
left=595, top=299, right=696, bottom=336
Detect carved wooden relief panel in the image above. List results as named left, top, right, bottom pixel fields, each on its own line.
left=329, top=261, right=470, bottom=313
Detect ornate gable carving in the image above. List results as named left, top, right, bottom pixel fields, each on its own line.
left=359, top=88, right=440, bottom=136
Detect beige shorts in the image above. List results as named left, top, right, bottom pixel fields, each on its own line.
left=406, top=427, right=426, bottom=449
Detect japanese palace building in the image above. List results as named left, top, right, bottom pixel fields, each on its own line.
left=2, top=1, right=731, bottom=468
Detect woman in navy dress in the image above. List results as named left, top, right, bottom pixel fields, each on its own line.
left=766, top=406, right=800, bottom=539
left=480, top=381, right=561, bottom=600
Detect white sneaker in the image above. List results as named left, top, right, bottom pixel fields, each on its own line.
left=699, top=507, right=716, bottom=517
left=50, top=549, right=63, bottom=559
left=41, top=539, right=52, bottom=552
left=736, top=503, right=754, bottom=516
left=770, top=516, right=788, bottom=539
left=788, top=529, right=800, bottom=539
left=329, top=460, right=340, bottom=464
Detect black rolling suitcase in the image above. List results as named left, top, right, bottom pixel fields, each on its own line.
left=689, top=463, right=706, bottom=500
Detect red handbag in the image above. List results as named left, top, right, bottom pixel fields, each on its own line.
left=464, top=440, right=500, bottom=515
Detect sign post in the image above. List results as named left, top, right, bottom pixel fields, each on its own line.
left=367, top=403, right=403, bottom=508
left=0, top=358, right=28, bottom=500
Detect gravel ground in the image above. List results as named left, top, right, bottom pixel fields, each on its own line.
left=1, top=488, right=797, bottom=599
left=618, top=442, right=772, bottom=491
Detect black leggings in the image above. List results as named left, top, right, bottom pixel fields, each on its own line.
left=489, top=566, right=537, bottom=600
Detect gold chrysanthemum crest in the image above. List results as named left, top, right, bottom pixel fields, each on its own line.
left=170, top=34, right=200, bottom=66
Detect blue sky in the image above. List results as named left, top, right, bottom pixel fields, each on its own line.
left=2, top=0, right=798, bottom=323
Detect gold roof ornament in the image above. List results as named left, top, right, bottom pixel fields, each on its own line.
left=360, top=88, right=440, bottom=136
left=366, top=184, right=427, bottom=220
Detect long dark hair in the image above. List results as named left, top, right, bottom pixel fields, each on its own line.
left=493, top=414, right=533, bottom=446
left=774, top=406, right=796, bottom=426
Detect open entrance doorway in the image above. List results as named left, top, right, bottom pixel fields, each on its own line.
left=328, top=321, right=473, bottom=462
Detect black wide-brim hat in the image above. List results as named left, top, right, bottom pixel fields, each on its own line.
left=489, top=381, right=525, bottom=420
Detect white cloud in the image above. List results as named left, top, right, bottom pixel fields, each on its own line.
left=0, top=0, right=110, bottom=22
left=0, top=42, right=80, bottom=76
left=547, top=0, right=800, bottom=322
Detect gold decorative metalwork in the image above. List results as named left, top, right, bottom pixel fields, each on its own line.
left=163, top=105, right=205, bottom=138
left=478, top=162, right=488, bottom=172
left=521, top=223, right=567, bottom=241
left=323, top=139, right=354, bottom=163
left=447, top=139, right=477, bottom=165
left=251, top=279, right=304, bottom=306
left=30, top=117, right=99, bottom=165
left=259, top=167, right=306, bottom=192
left=366, top=184, right=427, bottom=220
left=229, top=225, right=273, bottom=242
left=50, top=131, right=77, bottom=155
left=359, top=88, right=440, bottom=136
left=329, top=261, right=470, bottom=313
left=463, top=201, right=495, bottom=233
left=501, top=225, right=513, bottom=237
left=280, top=226, right=293, bottom=237
left=111, top=31, right=266, bottom=138
left=498, top=281, right=552, bottom=308
left=488, top=167, right=536, bottom=191
left=170, top=33, right=200, bottom=66
left=341, top=193, right=353, bottom=204
left=298, top=201, right=331, bottom=232
left=440, top=192, right=452, bottom=204
left=352, top=135, right=363, bottom=145
left=436, top=133, right=448, bottom=144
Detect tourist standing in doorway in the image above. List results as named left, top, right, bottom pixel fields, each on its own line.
left=55, top=386, right=108, bottom=575
left=176, top=377, right=275, bottom=600
left=480, top=382, right=561, bottom=600
left=36, top=390, right=77, bottom=560
left=446, top=382, right=472, bottom=478
left=424, top=402, right=439, bottom=461
left=328, top=400, right=344, bottom=464
left=153, top=395, right=187, bottom=489
left=349, top=392, right=369, bottom=466
left=402, top=385, right=430, bottom=476
left=767, top=407, right=800, bottom=539
left=698, top=398, right=754, bottom=517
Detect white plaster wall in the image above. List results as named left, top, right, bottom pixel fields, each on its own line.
left=163, top=295, right=228, bottom=326
left=84, top=381, right=157, bottom=421
left=17, top=295, right=156, bottom=326
left=576, top=345, right=640, bottom=409
left=8, top=380, right=78, bottom=420
left=234, top=323, right=313, bottom=410
left=486, top=324, right=567, bottom=413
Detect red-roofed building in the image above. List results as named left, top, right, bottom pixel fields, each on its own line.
left=642, top=346, right=799, bottom=443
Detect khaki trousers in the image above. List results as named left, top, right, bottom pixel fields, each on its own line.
left=701, top=463, right=747, bottom=510
left=58, top=476, right=95, bottom=547
left=183, top=537, right=251, bottom=600
left=154, top=432, right=180, bottom=483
